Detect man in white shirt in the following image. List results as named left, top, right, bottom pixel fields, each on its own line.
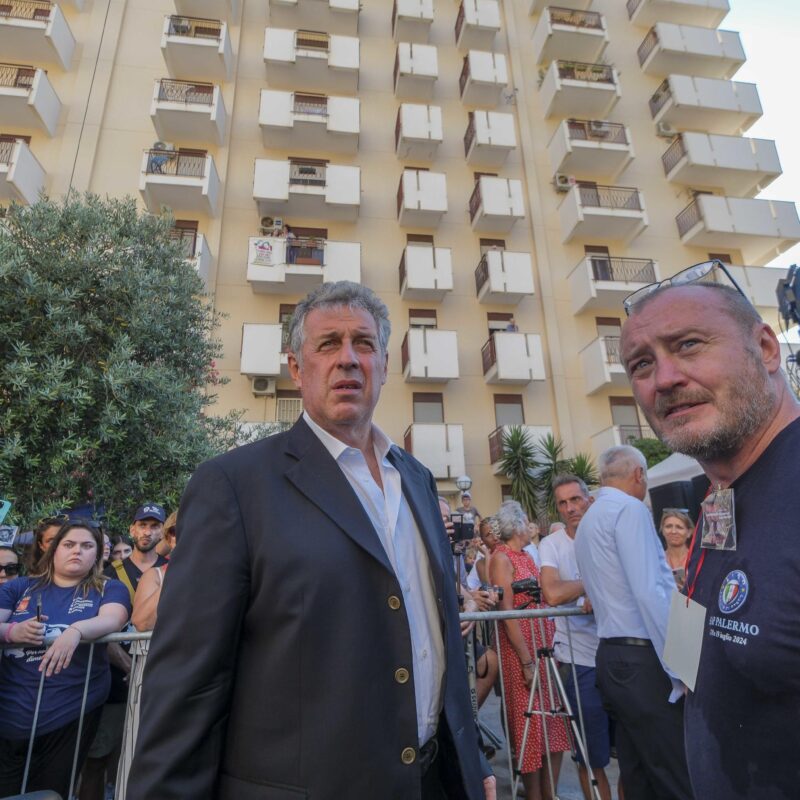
left=575, top=446, right=693, bottom=800
left=539, top=475, right=612, bottom=800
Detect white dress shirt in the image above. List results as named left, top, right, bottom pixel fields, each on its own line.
left=574, top=486, right=678, bottom=680
left=303, top=412, right=445, bottom=745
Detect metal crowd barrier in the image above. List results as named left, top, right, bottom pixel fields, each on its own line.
left=1, top=608, right=593, bottom=800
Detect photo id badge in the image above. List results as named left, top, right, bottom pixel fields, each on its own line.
left=701, top=487, right=737, bottom=551
left=664, top=591, right=706, bottom=692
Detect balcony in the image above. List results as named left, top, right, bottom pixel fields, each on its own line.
left=581, top=335, right=629, bottom=394
left=240, top=323, right=290, bottom=380
left=540, top=60, right=621, bottom=119
left=728, top=264, right=790, bottom=311
left=397, top=169, right=447, bottom=227
left=175, top=0, right=239, bottom=22
left=469, top=176, right=524, bottom=233
left=649, top=75, right=761, bottom=135
left=626, top=0, right=729, bottom=28
left=399, top=244, right=453, bottom=301
left=401, top=328, right=459, bottom=383
left=532, top=6, right=608, bottom=66
left=151, top=79, right=227, bottom=145
left=482, top=332, right=545, bottom=385
left=459, top=50, right=507, bottom=106
left=637, top=23, right=744, bottom=79
left=394, top=42, right=437, bottom=100
left=403, top=424, right=465, bottom=480
left=247, top=235, right=360, bottom=295
left=162, top=15, right=232, bottom=82
left=170, top=229, right=214, bottom=290
left=0, top=2, right=75, bottom=69
left=548, top=118, right=633, bottom=181
left=475, top=250, right=534, bottom=305
left=675, top=194, right=800, bottom=264
left=464, top=110, right=516, bottom=167
left=569, top=255, right=659, bottom=314
left=265, top=28, right=359, bottom=94
left=0, top=64, right=60, bottom=136
left=530, top=0, right=591, bottom=13
left=661, top=132, right=781, bottom=197
left=455, top=0, right=500, bottom=51
left=0, top=137, right=45, bottom=205
left=489, top=425, right=553, bottom=472
left=395, top=103, right=442, bottom=160
left=591, top=423, right=656, bottom=457
left=392, top=0, right=433, bottom=44
left=559, top=184, right=647, bottom=243
left=269, top=0, right=359, bottom=37
left=260, top=90, right=359, bottom=154
left=253, top=158, right=360, bottom=222
left=139, top=149, right=221, bottom=216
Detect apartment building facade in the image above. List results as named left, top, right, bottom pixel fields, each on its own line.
left=2, top=0, right=798, bottom=508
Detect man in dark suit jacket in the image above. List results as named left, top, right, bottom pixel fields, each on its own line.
left=127, top=282, right=495, bottom=800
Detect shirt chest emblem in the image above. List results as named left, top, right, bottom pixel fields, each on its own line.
left=718, top=570, right=749, bottom=614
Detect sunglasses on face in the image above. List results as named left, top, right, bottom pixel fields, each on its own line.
left=0, top=563, right=20, bottom=576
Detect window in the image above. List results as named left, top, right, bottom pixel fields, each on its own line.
left=409, top=308, right=437, bottom=328
left=494, top=394, right=524, bottom=427
left=473, top=171, right=498, bottom=182
left=170, top=220, right=199, bottom=259
left=407, top=233, right=434, bottom=245
left=500, top=485, right=514, bottom=503
left=708, top=253, right=732, bottom=264
left=585, top=245, right=611, bottom=281
left=276, top=390, right=303, bottom=424
left=480, top=238, right=505, bottom=255
left=609, top=397, right=648, bottom=440
left=595, top=316, right=621, bottom=338
left=413, top=393, right=444, bottom=423
left=279, top=304, right=296, bottom=353
left=487, top=312, right=514, bottom=336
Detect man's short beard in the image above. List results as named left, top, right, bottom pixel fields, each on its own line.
left=134, top=539, right=159, bottom=553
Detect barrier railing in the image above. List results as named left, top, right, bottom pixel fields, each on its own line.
left=0, top=62, right=36, bottom=89
left=167, top=15, right=223, bottom=40
left=157, top=78, right=214, bottom=105
left=0, top=0, right=52, bottom=22
left=661, top=134, right=686, bottom=175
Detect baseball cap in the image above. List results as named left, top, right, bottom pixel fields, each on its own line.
left=133, top=504, right=166, bottom=523
left=461, top=491, right=471, bottom=498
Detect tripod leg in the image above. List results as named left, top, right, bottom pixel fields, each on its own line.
left=465, top=626, right=479, bottom=718
left=493, top=620, right=521, bottom=799
left=515, top=643, right=541, bottom=798
left=532, top=616, right=557, bottom=800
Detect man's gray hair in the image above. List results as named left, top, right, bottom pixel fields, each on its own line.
left=495, top=500, right=528, bottom=542
left=598, top=445, right=647, bottom=484
left=552, top=473, right=590, bottom=496
left=288, top=281, right=391, bottom=364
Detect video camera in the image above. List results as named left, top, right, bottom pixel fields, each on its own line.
left=449, top=512, right=475, bottom=545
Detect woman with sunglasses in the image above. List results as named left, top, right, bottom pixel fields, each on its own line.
left=0, top=547, right=20, bottom=586
left=0, top=520, right=131, bottom=799
left=660, top=509, right=693, bottom=590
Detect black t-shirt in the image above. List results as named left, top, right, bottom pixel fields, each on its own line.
left=684, top=417, right=800, bottom=799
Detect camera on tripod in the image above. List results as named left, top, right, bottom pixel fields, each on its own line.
left=511, top=576, right=542, bottom=603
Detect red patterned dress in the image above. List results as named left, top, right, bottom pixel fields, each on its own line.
left=495, top=543, right=571, bottom=773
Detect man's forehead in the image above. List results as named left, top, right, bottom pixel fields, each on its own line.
left=306, top=305, right=376, bottom=331
left=555, top=483, right=586, bottom=501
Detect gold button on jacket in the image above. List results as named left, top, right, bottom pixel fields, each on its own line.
left=388, top=595, right=401, bottom=610
left=394, top=667, right=409, bottom=684
left=401, top=747, right=416, bottom=765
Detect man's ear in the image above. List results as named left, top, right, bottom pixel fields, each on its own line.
left=588, top=496, right=595, bottom=506
left=756, top=323, right=783, bottom=376
left=287, top=352, right=302, bottom=389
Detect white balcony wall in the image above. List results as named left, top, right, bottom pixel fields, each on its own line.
left=0, top=69, right=62, bottom=137
left=399, top=169, right=447, bottom=227
left=539, top=60, right=621, bottom=118
left=175, top=0, right=240, bottom=22
left=456, top=0, right=501, bottom=51
left=269, top=0, right=360, bottom=36
left=547, top=120, right=634, bottom=181
left=0, top=140, right=46, bottom=205
left=559, top=185, right=648, bottom=243
left=568, top=257, right=660, bottom=313
left=486, top=333, right=546, bottom=384
left=0, top=4, right=75, bottom=69
left=531, top=7, right=608, bottom=66
left=191, top=234, right=213, bottom=291
left=628, top=0, right=730, bottom=28
left=466, top=111, right=516, bottom=167
left=393, top=0, right=434, bottom=44
left=641, top=23, right=745, bottom=79
left=139, top=152, right=221, bottom=216
left=530, top=0, right=591, bottom=12
left=404, top=328, right=459, bottom=382
left=461, top=50, right=507, bottom=106
left=581, top=336, right=627, bottom=395
left=162, top=18, right=233, bottom=82
left=396, top=103, right=443, bottom=160
left=151, top=82, right=227, bottom=145
left=240, top=324, right=285, bottom=377
left=477, top=250, right=535, bottom=304
left=471, top=176, right=524, bottom=233
left=401, top=245, right=453, bottom=301
left=406, top=424, right=465, bottom=480
left=395, top=42, right=438, bottom=100
left=728, top=265, right=786, bottom=311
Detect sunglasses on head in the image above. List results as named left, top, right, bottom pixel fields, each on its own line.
left=0, top=563, right=20, bottom=576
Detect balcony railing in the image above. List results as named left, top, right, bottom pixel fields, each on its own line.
left=398, top=251, right=406, bottom=291
left=403, top=425, right=413, bottom=454
left=481, top=335, right=497, bottom=374
left=557, top=61, right=615, bottom=83
left=455, top=2, right=465, bottom=41
left=578, top=184, right=642, bottom=210
left=294, top=92, right=328, bottom=116
left=0, top=63, right=36, bottom=90
left=637, top=28, right=659, bottom=65
left=401, top=331, right=410, bottom=372
left=566, top=118, right=628, bottom=145
left=676, top=198, right=702, bottom=236
left=661, top=134, right=686, bottom=175
left=463, top=113, right=476, bottom=156
left=586, top=256, right=656, bottom=283
left=296, top=29, right=329, bottom=51
left=549, top=6, right=603, bottom=29
left=459, top=57, right=469, bottom=96
left=281, top=320, right=291, bottom=353
left=286, top=236, right=325, bottom=266
left=649, top=79, right=671, bottom=117
left=0, top=0, right=52, bottom=21
left=0, top=137, right=17, bottom=164
left=145, top=149, right=207, bottom=177
left=289, top=161, right=326, bottom=187
left=394, top=108, right=401, bottom=150
left=169, top=226, right=197, bottom=258
left=396, top=178, right=404, bottom=217
left=157, top=79, right=214, bottom=105
left=468, top=182, right=482, bottom=221
left=603, top=335, right=621, bottom=364
left=488, top=425, right=508, bottom=464
left=474, top=253, right=490, bottom=294
left=619, top=422, right=655, bottom=442
left=626, top=0, right=643, bottom=19
left=167, top=15, right=223, bottom=40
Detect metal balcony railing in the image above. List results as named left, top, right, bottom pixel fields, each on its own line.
left=393, top=50, right=400, bottom=89
left=481, top=335, right=498, bottom=375
left=455, top=2, right=466, bottom=42
left=401, top=331, right=410, bottom=372
left=676, top=198, right=702, bottom=236
left=286, top=236, right=325, bottom=266
left=0, top=62, right=36, bottom=89
left=281, top=321, right=291, bottom=353
left=296, top=29, right=329, bottom=52
left=549, top=6, right=603, bottom=29
left=557, top=61, right=615, bottom=84
left=488, top=425, right=506, bottom=464
left=0, top=0, right=52, bottom=22
left=468, top=181, right=482, bottom=221
left=391, top=0, right=398, bottom=35
left=474, top=253, right=490, bottom=294
left=289, top=161, right=326, bottom=187
left=637, top=28, right=659, bottom=65
left=649, top=79, right=672, bottom=117
left=167, top=15, right=223, bottom=40
left=398, top=251, right=406, bottom=291
left=169, top=226, right=198, bottom=258
left=566, top=118, right=628, bottom=145
left=459, top=56, right=470, bottom=96
left=145, top=149, right=207, bottom=177
left=397, top=177, right=404, bottom=217
left=394, top=108, right=401, bottom=150
left=603, top=335, right=621, bottom=364
left=463, top=113, right=476, bottom=156
left=661, top=134, right=686, bottom=175
left=626, top=0, right=643, bottom=19
left=294, top=92, right=328, bottom=117
left=0, top=137, right=17, bottom=164
left=619, top=422, right=655, bottom=442
left=577, top=184, right=642, bottom=211
left=157, top=79, right=214, bottom=105
left=587, top=256, right=656, bottom=283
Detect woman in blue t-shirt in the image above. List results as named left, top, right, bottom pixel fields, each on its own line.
left=0, top=519, right=131, bottom=798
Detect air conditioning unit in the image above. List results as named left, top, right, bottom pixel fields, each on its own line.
left=152, top=141, right=176, bottom=151
left=251, top=377, right=276, bottom=397
left=655, top=122, right=677, bottom=138
left=590, top=120, right=611, bottom=136
left=555, top=173, right=577, bottom=192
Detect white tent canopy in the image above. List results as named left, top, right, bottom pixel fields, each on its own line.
left=647, top=452, right=704, bottom=488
